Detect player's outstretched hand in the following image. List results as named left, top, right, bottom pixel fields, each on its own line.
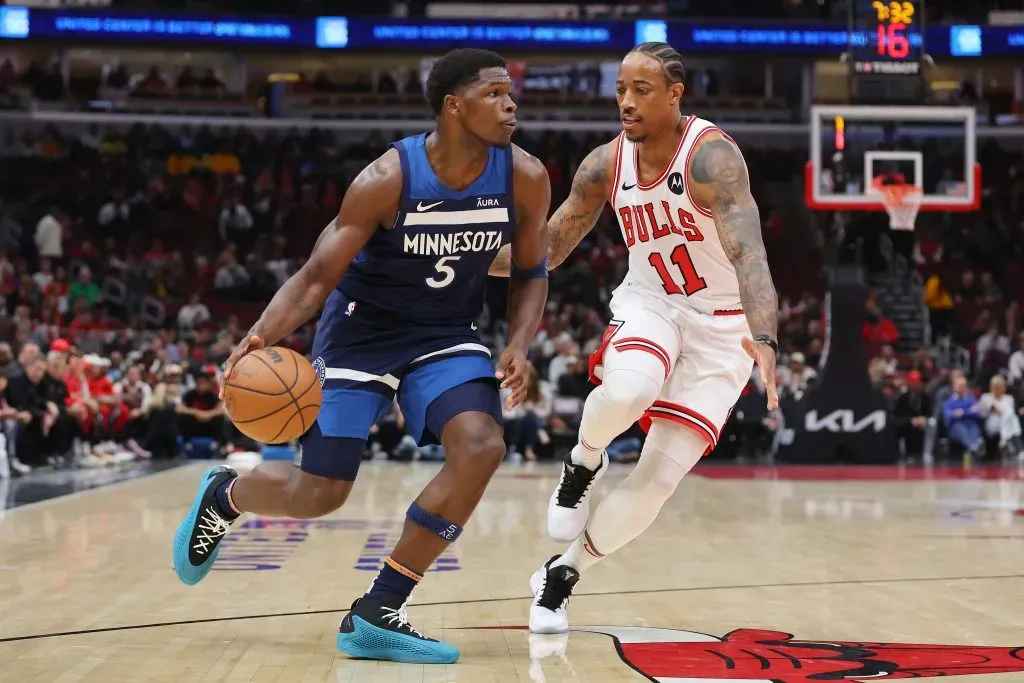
left=495, top=345, right=529, bottom=410
left=742, top=336, right=778, bottom=412
left=220, top=334, right=265, bottom=399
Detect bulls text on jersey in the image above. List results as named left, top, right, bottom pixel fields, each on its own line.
left=616, top=202, right=704, bottom=247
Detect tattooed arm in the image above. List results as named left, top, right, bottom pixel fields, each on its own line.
left=688, top=131, right=779, bottom=408
left=489, top=141, right=614, bottom=277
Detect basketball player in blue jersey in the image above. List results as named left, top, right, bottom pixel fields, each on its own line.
left=171, top=48, right=550, bottom=664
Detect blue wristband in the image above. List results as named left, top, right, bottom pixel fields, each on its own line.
left=510, top=257, right=549, bottom=280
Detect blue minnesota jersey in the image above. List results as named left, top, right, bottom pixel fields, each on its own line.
left=329, top=133, right=515, bottom=327
left=305, top=135, right=516, bottom=473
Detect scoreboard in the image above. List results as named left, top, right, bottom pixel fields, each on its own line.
left=848, top=0, right=926, bottom=103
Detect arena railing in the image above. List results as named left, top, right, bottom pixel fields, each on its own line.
left=3, top=109, right=1021, bottom=142
left=0, top=108, right=810, bottom=137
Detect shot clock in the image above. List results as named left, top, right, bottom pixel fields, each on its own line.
left=848, top=0, right=926, bottom=103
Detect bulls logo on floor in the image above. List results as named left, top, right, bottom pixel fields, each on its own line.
left=564, top=626, right=1024, bottom=681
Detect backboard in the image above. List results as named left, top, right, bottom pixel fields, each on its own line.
left=805, top=105, right=980, bottom=214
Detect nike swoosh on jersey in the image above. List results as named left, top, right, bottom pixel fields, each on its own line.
left=416, top=200, right=444, bottom=212
left=621, top=182, right=636, bottom=191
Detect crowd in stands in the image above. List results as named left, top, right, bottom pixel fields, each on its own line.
left=1, top=95, right=1023, bottom=474
left=0, top=334, right=258, bottom=477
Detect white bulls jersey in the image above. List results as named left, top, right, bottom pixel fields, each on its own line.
left=609, top=115, right=742, bottom=316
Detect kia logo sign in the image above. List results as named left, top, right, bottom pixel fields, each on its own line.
left=804, top=409, right=887, bottom=433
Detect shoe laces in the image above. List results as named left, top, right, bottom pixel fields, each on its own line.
left=537, top=567, right=577, bottom=612
left=380, top=602, right=427, bottom=639
left=555, top=462, right=598, bottom=508
left=193, top=506, right=232, bottom=555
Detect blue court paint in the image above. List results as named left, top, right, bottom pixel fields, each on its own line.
left=353, top=531, right=461, bottom=573
left=211, top=518, right=460, bottom=572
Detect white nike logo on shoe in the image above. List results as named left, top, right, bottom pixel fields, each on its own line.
left=416, top=201, right=443, bottom=212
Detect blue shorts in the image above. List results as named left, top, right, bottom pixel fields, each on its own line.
left=299, top=298, right=502, bottom=481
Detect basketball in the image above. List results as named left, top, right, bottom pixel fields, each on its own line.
left=222, top=347, right=322, bottom=444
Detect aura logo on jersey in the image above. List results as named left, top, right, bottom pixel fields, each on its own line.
left=566, top=625, right=1024, bottom=681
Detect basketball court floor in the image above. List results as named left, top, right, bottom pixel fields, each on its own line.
left=3, top=460, right=1024, bottom=682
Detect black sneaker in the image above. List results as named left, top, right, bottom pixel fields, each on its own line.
left=172, top=465, right=237, bottom=585
left=336, top=596, right=460, bottom=663
left=529, top=555, right=580, bottom=634
left=547, top=449, right=609, bottom=541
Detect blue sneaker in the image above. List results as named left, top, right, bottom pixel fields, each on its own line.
left=337, top=596, right=460, bottom=664
left=173, top=465, right=237, bottom=585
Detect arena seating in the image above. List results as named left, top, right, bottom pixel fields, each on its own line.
left=1, top=55, right=1022, bottom=475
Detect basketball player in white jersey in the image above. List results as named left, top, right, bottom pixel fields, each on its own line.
left=489, top=41, right=779, bottom=633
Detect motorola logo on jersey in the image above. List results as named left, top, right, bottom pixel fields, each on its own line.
left=402, top=230, right=504, bottom=257
left=667, top=172, right=685, bottom=195
left=617, top=202, right=704, bottom=248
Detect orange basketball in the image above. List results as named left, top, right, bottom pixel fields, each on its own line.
left=222, top=347, right=322, bottom=444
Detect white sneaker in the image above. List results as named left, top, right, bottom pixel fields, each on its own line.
left=528, top=556, right=579, bottom=634
left=80, top=453, right=103, bottom=468
left=547, top=449, right=608, bottom=542
left=112, top=450, right=135, bottom=464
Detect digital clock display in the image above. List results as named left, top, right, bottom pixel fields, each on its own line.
left=852, top=0, right=924, bottom=76
left=873, top=1, right=914, bottom=59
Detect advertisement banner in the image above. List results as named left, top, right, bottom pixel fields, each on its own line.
left=783, top=270, right=899, bottom=464
left=1, top=8, right=1021, bottom=56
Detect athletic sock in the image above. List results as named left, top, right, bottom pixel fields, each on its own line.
left=213, top=478, right=240, bottom=521
left=570, top=441, right=604, bottom=470
left=552, top=529, right=605, bottom=573
left=365, top=557, right=422, bottom=602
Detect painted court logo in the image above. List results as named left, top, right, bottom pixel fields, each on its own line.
left=549, top=626, right=1024, bottom=681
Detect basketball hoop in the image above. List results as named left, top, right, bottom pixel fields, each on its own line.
left=870, top=174, right=923, bottom=232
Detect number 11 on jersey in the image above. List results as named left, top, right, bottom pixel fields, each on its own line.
left=649, top=245, right=707, bottom=296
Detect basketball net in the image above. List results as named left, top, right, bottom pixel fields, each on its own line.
left=870, top=174, right=923, bottom=232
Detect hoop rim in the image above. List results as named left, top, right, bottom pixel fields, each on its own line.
left=868, top=174, right=924, bottom=231
left=803, top=162, right=981, bottom=213
left=868, top=181, right=924, bottom=203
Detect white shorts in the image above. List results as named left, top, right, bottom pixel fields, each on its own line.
left=590, top=286, right=754, bottom=452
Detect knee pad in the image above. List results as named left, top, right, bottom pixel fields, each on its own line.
left=598, top=368, right=662, bottom=419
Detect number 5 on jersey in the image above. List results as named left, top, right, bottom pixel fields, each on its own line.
left=649, top=245, right=707, bottom=297
left=426, top=256, right=461, bottom=289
